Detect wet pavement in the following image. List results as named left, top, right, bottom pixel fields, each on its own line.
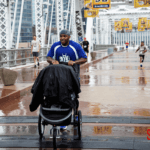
left=0, top=123, right=150, bottom=137
left=0, top=49, right=150, bottom=149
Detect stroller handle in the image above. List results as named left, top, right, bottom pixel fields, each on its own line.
left=59, top=62, right=68, bottom=65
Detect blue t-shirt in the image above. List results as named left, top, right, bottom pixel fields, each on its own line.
left=47, top=40, right=87, bottom=62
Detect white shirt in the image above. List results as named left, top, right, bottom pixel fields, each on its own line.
left=138, top=45, right=147, bottom=55
left=31, top=40, right=40, bottom=52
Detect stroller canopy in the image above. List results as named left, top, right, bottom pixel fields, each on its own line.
left=30, top=64, right=81, bottom=112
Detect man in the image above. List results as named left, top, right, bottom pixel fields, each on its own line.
left=31, top=35, right=41, bottom=68
left=47, top=29, right=87, bottom=130
left=82, top=37, right=89, bottom=57
left=135, top=41, right=147, bottom=67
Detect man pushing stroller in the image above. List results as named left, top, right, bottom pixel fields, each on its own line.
left=46, top=30, right=87, bottom=130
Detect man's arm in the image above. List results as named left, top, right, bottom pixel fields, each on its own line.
left=38, top=43, right=41, bottom=52
left=75, top=58, right=87, bottom=64
left=68, top=58, right=87, bottom=66
left=68, top=43, right=87, bottom=66
left=47, top=56, right=59, bottom=64
left=135, top=47, right=140, bottom=53
left=82, top=43, right=84, bottom=49
left=144, top=46, right=147, bottom=53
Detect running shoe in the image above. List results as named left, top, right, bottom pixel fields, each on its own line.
left=140, top=64, right=142, bottom=67
left=34, top=65, right=36, bottom=68
left=75, top=116, right=78, bottom=121
left=60, top=126, right=67, bottom=130
left=37, top=62, right=40, bottom=66
left=73, top=116, right=78, bottom=121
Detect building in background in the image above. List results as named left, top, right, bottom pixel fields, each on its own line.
left=32, top=0, right=36, bottom=26
left=11, top=0, right=33, bottom=47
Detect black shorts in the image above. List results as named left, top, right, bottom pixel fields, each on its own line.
left=33, top=52, right=39, bottom=57
left=84, top=49, right=89, bottom=53
left=139, top=55, right=145, bottom=60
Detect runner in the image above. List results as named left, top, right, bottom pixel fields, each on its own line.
left=47, top=29, right=87, bottom=130
left=82, top=37, right=89, bottom=57
left=31, top=35, right=41, bottom=68
left=125, top=41, right=129, bottom=50
left=135, top=41, right=147, bottom=67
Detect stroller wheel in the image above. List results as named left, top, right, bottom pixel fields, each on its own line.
left=53, top=127, right=57, bottom=148
left=38, top=115, right=45, bottom=139
left=78, top=110, right=82, bottom=140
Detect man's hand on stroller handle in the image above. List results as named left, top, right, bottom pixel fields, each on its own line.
left=52, top=60, right=59, bottom=65
left=68, top=60, right=75, bottom=66
left=47, top=57, right=59, bottom=65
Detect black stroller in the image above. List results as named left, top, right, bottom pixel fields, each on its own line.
left=31, top=63, right=82, bottom=148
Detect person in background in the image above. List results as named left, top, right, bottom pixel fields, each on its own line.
left=125, top=41, right=129, bottom=50
left=82, top=37, right=89, bottom=57
left=31, top=35, right=41, bottom=68
left=135, top=41, right=147, bottom=67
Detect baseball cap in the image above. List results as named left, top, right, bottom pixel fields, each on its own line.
left=60, top=30, right=70, bottom=36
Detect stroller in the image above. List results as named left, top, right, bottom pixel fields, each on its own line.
left=35, top=63, right=82, bottom=148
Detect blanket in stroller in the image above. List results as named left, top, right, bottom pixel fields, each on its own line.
left=29, top=64, right=81, bottom=112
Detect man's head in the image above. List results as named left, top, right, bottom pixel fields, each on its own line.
left=60, top=30, right=70, bottom=46
left=33, top=35, right=36, bottom=40
left=84, top=37, right=86, bottom=41
left=141, top=41, right=144, bottom=46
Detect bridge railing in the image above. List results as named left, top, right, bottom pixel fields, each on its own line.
left=0, top=47, right=51, bottom=68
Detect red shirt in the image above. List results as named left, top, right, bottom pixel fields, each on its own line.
left=125, top=42, right=129, bottom=46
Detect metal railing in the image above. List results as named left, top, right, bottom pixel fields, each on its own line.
left=0, top=47, right=51, bottom=68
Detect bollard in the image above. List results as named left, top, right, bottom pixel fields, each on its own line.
left=0, top=68, right=18, bottom=86
left=90, top=52, right=96, bottom=60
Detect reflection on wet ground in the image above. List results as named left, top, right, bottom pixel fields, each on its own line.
left=80, top=75, right=150, bottom=86
left=0, top=89, right=15, bottom=98
left=81, top=50, right=150, bottom=86
left=0, top=123, right=149, bottom=137
left=0, top=92, right=39, bottom=116
left=80, top=101, right=150, bottom=116
left=1, top=94, right=150, bottom=117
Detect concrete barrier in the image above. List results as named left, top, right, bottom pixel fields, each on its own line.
left=0, top=68, right=17, bottom=86
left=93, top=44, right=116, bottom=51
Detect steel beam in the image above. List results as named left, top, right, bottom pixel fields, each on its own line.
left=35, top=0, right=44, bottom=47
left=56, top=0, right=64, bottom=41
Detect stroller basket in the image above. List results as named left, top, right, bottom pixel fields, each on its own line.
left=40, top=106, right=72, bottom=125
left=35, top=64, right=82, bottom=148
